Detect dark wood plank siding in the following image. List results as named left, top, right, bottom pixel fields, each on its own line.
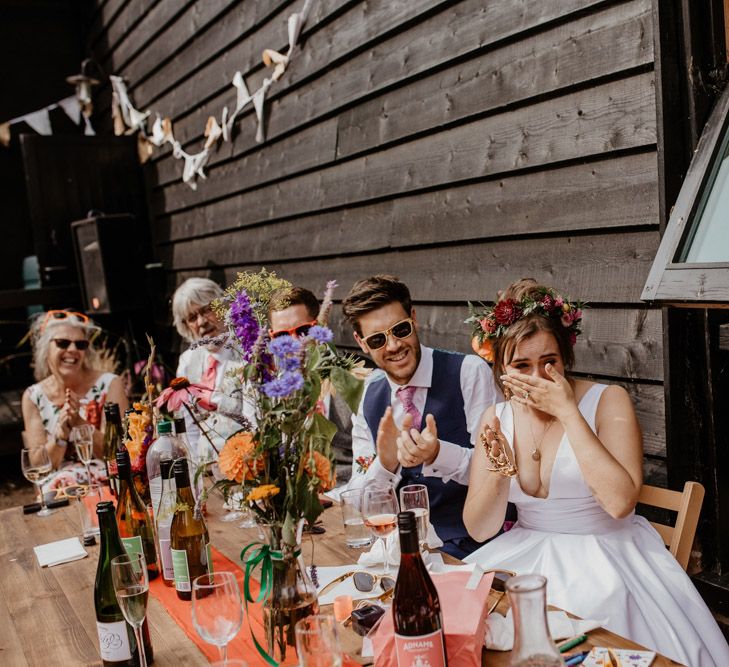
left=90, top=0, right=665, bottom=477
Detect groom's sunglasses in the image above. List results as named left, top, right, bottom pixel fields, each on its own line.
left=362, top=318, right=414, bottom=351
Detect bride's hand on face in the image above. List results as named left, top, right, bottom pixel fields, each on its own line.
left=502, top=363, right=579, bottom=422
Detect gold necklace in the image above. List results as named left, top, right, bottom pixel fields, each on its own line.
left=527, top=412, right=556, bottom=462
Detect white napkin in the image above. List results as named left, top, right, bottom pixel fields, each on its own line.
left=33, top=537, right=88, bottom=568
left=356, top=522, right=444, bottom=569
left=485, top=609, right=605, bottom=651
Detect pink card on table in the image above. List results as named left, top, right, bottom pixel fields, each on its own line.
left=583, top=647, right=656, bottom=666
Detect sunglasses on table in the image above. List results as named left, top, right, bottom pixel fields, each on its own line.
left=41, top=310, right=89, bottom=331
left=319, top=570, right=396, bottom=595
left=361, top=317, right=415, bottom=350
left=269, top=320, right=317, bottom=339
left=53, top=338, right=90, bottom=351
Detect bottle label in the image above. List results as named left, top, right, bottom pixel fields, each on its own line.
left=96, top=620, right=132, bottom=661
left=171, top=548, right=191, bottom=591
left=394, top=629, right=446, bottom=667
left=158, top=535, right=174, bottom=581
left=121, top=535, right=144, bottom=560
left=149, top=477, right=162, bottom=517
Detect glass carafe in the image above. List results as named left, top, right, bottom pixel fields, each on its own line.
left=507, top=574, right=562, bottom=667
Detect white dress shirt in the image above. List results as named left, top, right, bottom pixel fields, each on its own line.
left=348, top=345, right=500, bottom=489
left=176, top=343, right=256, bottom=458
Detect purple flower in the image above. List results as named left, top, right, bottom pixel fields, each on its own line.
left=262, top=371, right=304, bottom=398
left=230, top=291, right=260, bottom=360
left=267, top=335, right=301, bottom=358
left=307, top=325, right=333, bottom=344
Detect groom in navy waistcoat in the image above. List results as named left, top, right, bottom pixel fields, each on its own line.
left=343, top=275, right=506, bottom=559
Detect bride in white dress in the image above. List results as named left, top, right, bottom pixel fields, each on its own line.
left=463, top=279, right=729, bottom=667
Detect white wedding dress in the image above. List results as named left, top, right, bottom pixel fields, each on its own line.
left=465, top=384, right=729, bottom=667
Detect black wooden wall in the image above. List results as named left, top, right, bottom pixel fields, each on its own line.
left=89, top=0, right=665, bottom=480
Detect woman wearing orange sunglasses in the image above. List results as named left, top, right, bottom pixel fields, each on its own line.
left=21, top=310, right=128, bottom=491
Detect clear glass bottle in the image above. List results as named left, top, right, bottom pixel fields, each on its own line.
left=506, top=574, right=562, bottom=667
left=174, top=416, right=201, bottom=500
left=146, top=419, right=191, bottom=519
left=154, top=457, right=176, bottom=587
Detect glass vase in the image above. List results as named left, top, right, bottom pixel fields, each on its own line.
left=506, top=574, right=562, bottom=667
left=259, top=522, right=319, bottom=662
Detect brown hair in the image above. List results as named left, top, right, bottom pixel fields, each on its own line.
left=268, top=286, right=320, bottom=320
left=491, top=278, right=575, bottom=392
left=342, top=275, right=412, bottom=335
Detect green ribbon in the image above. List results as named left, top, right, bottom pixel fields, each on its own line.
left=240, top=541, right=302, bottom=667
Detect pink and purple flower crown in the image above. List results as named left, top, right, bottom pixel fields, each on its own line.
left=466, top=287, right=583, bottom=362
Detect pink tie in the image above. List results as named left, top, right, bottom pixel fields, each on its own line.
left=200, top=355, right=218, bottom=390
left=397, top=385, right=422, bottom=431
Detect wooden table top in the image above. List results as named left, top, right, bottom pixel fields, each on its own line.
left=0, top=494, right=680, bottom=666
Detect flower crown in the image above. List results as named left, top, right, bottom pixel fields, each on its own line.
left=466, top=287, right=583, bottom=362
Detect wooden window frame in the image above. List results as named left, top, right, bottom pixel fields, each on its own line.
left=642, top=82, right=729, bottom=306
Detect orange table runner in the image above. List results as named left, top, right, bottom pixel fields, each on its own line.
left=149, top=547, right=360, bottom=666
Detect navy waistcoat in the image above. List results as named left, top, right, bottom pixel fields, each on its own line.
left=362, top=349, right=472, bottom=543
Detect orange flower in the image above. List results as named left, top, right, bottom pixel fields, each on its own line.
left=247, top=484, right=280, bottom=502
left=305, top=451, right=335, bottom=491
left=471, top=336, right=494, bottom=363
left=218, top=431, right=265, bottom=483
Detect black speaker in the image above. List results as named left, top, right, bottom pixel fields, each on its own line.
left=71, top=213, right=148, bottom=315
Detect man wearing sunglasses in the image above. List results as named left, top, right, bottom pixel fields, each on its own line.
left=342, top=275, right=503, bottom=559
left=269, top=286, right=354, bottom=483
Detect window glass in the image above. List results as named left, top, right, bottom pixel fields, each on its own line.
left=679, top=131, right=729, bottom=263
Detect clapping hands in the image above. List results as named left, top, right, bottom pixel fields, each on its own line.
left=397, top=413, right=439, bottom=468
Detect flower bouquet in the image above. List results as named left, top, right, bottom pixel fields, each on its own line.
left=209, top=270, right=364, bottom=662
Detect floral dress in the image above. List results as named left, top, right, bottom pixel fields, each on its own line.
left=27, top=372, right=117, bottom=492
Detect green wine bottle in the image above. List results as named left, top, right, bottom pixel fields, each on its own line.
left=95, top=501, right=154, bottom=666
left=116, top=448, right=159, bottom=581
left=170, top=457, right=212, bottom=600
left=103, top=403, right=123, bottom=496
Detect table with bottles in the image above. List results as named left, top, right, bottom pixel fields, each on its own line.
left=0, top=493, right=679, bottom=666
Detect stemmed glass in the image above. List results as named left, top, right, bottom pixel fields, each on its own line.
left=362, top=484, right=399, bottom=574
left=192, top=571, right=243, bottom=664
left=71, top=424, right=95, bottom=484
left=21, top=447, right=55, bottom=516
left=295, top=614, right=343, bottom=667
left=399, top=484, right=430, bottom=549
left=220, top=490, right=245, bottom=523
left=111, top=552, right=150, bottom=667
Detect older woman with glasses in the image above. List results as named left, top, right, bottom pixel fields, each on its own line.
left=171, top=278, right=253, bottom=459
left=21, top=310, right=128, bottom=490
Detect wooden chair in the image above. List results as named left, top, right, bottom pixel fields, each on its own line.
left=637, top=481, right=705, bottom=571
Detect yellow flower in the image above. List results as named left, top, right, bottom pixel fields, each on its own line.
left=247, top=484, right=280, bottom=502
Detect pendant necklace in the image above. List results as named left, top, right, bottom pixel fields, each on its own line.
left=527, top=411, right=556, bottom=461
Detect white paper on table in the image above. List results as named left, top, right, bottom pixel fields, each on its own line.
left=34, top=537, right=88, bottom=568
left=583, top=648, right=656, bottom=666
left=484, top=609, right=605, bottom=651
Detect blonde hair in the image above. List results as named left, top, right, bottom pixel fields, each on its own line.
left=30, top=313, right=100, bottom=382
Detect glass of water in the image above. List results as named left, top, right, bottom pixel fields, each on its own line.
left=340, top=489, right=372, bottom=549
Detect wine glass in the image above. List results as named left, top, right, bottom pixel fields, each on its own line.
left=295, top=614, right=343, bottom=667
left=220, top=490, right=244, bottom=523
left=111, top=552, right=150, bottom=667
left=362, top=484, right=399, bottom=574
left=20, top=448, right=55, bottom=516
left=192, top=571, right=243, bottom=664
left=71, top=424, right=95, bottom=484
left=399, top=484, right=430, bottom=549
